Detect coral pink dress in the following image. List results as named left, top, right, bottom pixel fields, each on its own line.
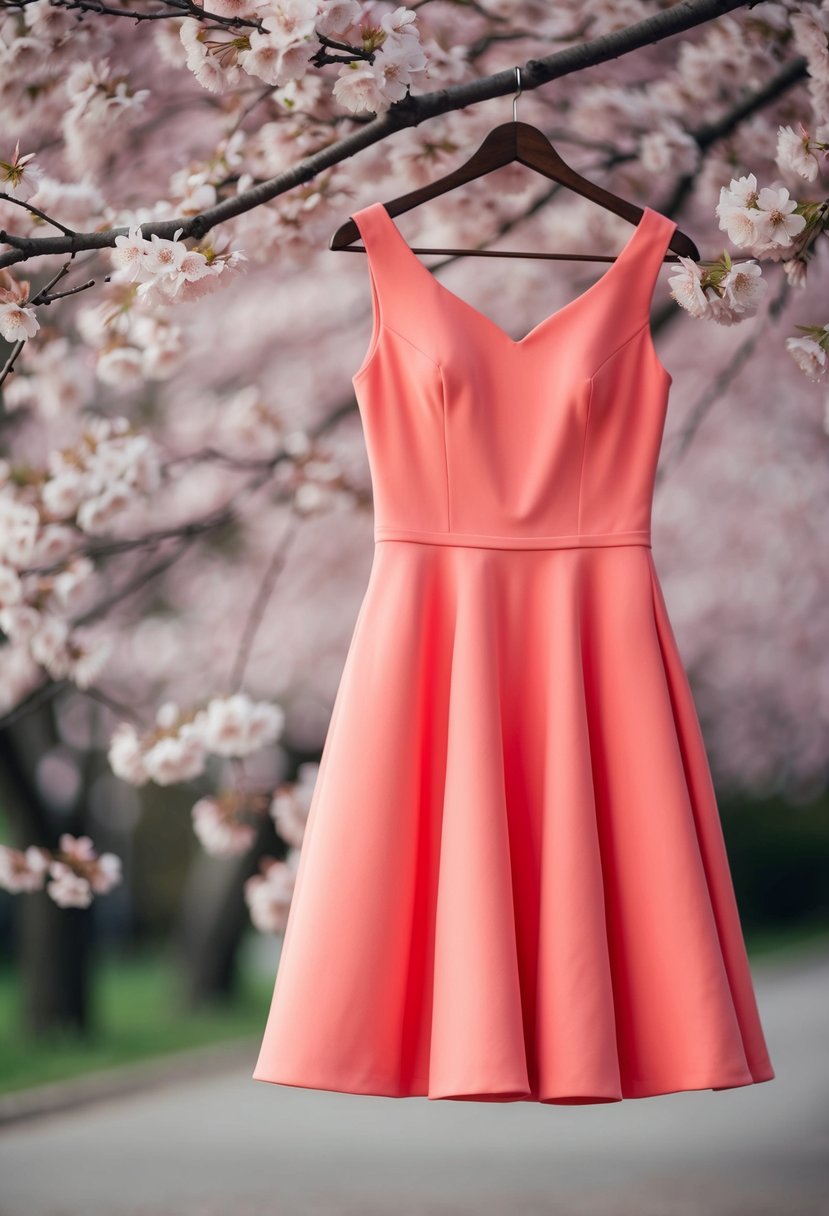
left=252, top=201, right=775, bottom=1103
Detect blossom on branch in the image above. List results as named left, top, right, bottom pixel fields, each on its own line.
left=269, top=760, right=318, bottom=847
left=0, top=275, right=39, bottom=342
left=0, top=834, right=122, bottom=909
left=244, top=850, right=300, bottom=934
left=775, top=121, right=829, bottom=182
left=110, top=224, right=243, bottom=308
left=107, top=693, right=287, bottom=788
left=0, top=142, right=44, bottom=202
left=715, top=173, right=807, bottom=255
left=785, top=326, right=829, bottom=381
left=191, top=792, right=260, bottom=856
left=668, top=251, right=767, bottom=325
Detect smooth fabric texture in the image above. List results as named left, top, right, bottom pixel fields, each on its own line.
left=252, top=201, right=776, bottom=1103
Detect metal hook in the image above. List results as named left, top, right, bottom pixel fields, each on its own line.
left=513, top=65, right=521, bottom=123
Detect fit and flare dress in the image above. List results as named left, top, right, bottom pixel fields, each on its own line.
left=252, top=201, right=776, bottom=1103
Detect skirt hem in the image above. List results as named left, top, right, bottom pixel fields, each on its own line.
left=251, top=1065, right=775, bottom=1103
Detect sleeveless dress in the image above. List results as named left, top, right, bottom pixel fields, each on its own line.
left=252, top=201, right=776, bottom=1103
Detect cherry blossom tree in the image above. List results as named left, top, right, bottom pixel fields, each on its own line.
left=0, top=0, right=828, bottom=1031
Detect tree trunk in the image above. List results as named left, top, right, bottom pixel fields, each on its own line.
left=172, top=810, right=276, bottom=1010
left=0, top=704, right=95, bottom=1038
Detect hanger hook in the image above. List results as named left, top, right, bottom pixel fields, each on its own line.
left=513, top=65, right=521, bottom=123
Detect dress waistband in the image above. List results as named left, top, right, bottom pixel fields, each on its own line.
left=374, top=526, right=652, bottom=551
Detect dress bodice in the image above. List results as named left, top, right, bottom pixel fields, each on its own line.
left=350, top=201, right=677, bottom=551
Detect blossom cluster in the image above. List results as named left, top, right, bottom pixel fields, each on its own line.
left=715, top=173, right=807, bottom=258
left=189, top=756, right=316, bottom=862
left=0, top=416, right=161, bottom=692
left=242, top=760, right=317, bottom=933
left=108, top=693, right=287, bottom=787
left=668, top=251, right=767, bottom=326
left=110, top=223, right=247, bottom=308
left=667, top=156, right=828, bottom=383
left=0, top=269, right=39, bottom=344
left=0, top=833, right=122, bottom=909
left=176, top=1, right=428, bottom=115
left=276, top=430, right=360, bottom=516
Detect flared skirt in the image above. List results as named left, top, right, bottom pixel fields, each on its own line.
left=252, top=540, right=775, bottom=1103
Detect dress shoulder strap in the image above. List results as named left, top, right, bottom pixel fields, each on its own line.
left=350, top=203, right=420, bottom=337
left=627, top=208, right=679, bottom=318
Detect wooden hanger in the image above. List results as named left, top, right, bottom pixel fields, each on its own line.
left=331, top=65, right=699, bottom=264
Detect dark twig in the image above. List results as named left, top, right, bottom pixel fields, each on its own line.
left=0, top=0, right=759, bottom=271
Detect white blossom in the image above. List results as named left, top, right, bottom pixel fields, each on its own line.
left=0, top=301, right=39, bottom=342
left=0, top=142, right=44, bottom=201
left=785, top=335, right=827, bottom=381
left=29, top=613, right=71, bottom=677
left=0, top=844, right=49, bottom=894
left=143, top=722, right=207, bottom=785
left=195, top=693, right=286, bottom=757
left=668, top=256, right=712, bottom=319
left=720, top=261, right=767, bottom=315
left=752, top=185, right=807, bottom=250
left=269, top=760, right=318, bottom=847
left=109, top=722, right=151, bottom=786
left=47, top=862, right=93, bottom=908
left=192, top=796, right=257, bottom=856
left=0, top=563, right=22, bottom=609
left=244, top=851, right=300, bottom=934
left=776, top=123, right=822, bottom=181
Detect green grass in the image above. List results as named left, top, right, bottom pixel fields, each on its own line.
left=0, top=941, right=274, bottom=1096
left=1, top=920, right=827, bottom=1098
left=743, top=917, right=829, bottom=962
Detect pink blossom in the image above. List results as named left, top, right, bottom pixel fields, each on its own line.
left=191, top=796, right=257, bottom=857
left=42, top=470, right=86, bottom=519
left=775, top=123, right=822, bottom=182
left=667, top=257, right=712, bottom=319
left=109, top=722, right=150, bottom=786
left=0, top=301, right=39, bottom=342
left=721, top=261, right=767, bottom=315
left=111, top=225, right=151, bottom=282
left=244, top=851, right=300, bottom=934
left=143, top=723, right=207, bottom=785
left=269, top=761, right=318, bottom=847
left=315, top=1, right=361, bottom=38
left=0, top=563, right=22, bottom=610
left=29, top=613, right=71, bottom=677
left=195, top=693, right=286, bottom=757
left=90, top=853, right=122, bottom=895
left=785, top=335, right=827, bottom=381
left=752, top=185, right=807, bottom=249
left=47, top=863, right=93, bottom=908
left=0, top=844, right=49, bottom=893
left=0, top=141, right=44, bottom=201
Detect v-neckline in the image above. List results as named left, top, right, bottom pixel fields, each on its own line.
left=374, top=202, right=657, bottom=348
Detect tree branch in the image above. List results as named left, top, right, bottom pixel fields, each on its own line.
left=0, top=0, right=758, bottom=271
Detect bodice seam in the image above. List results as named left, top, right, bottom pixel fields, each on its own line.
left=576, top=376, right=595, bottom=536
left=590, top=318, right=651, bottom=380
left=353, top=320, right=442, bottom=384
left=439, top=364, right=451, bottom=532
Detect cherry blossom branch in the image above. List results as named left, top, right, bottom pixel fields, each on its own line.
left=0, top=677, right=69, bottom=731
left=0, top=255, right=79, bottom=384
left=74, top=537, right=198, bottom=627
left=229, top=519, right=299, bottom=692
left=657, top=272, right=793, bottom=477
left=311, top=32, right=378, bottom=66
left=0, top=191, right=77, bottom=237
left=23, top=461, right=277, bottom=575
left=6, top=0, right=269, bottom=33
left=0, top=0, right=760, bottom=271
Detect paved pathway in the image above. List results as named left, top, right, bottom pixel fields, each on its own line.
left=1, top=948, right=827, bottom=1216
